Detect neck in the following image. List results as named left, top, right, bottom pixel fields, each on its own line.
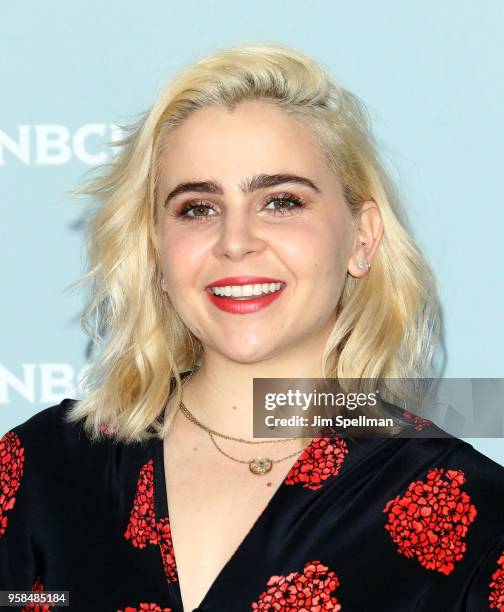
left=176, top=330, right=332, bottom=441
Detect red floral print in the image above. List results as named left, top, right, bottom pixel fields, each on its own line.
left=383, top=467, right=477, bottom=575
left=285, top=437, right=348, bottom=491
left=0, top=431, right=25, bottom=538
left=489, top=550, right=504, bottom=610
left=21, top=576, right=53, bottom=612
left=251, top=560, right=342, bottom=611
left=124, top=460, right=158, bottom=548
left=117, top=604, right=172, bottom=611
left=156, top=516, right=177, bottom=583
left=403, top=411, right=433, bottom=431
left=124, top=460, right=178, bottom=584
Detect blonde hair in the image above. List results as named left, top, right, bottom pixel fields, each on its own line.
left=64, top=42, right=443, bottom=443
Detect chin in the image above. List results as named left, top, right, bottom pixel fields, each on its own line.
left=214, top=340, right=278, bottom=365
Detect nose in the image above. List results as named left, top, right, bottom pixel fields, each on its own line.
left=212, top=207, right=266, bottom=261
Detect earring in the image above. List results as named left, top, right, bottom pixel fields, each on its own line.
left=161, top=276, right=165, bottom=286
left=359, top=240, right=370, bottom=270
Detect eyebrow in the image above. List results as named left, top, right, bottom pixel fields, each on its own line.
left=163, top=173, right=321, bottom=208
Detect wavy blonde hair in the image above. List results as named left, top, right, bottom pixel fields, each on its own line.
left=64, top=42, right=443, bottom=443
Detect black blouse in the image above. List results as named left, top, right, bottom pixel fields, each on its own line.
left=0, top=395, right=503, bottom=612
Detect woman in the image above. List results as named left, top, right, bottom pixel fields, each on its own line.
left=1, top=43, right=503, bottom=612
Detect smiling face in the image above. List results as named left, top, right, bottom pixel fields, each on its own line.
left=155, top=100, right=359, bottom=364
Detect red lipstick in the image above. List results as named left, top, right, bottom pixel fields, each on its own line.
left=205, top=276, right=286, bottom=315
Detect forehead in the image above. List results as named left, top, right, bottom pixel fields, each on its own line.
left=157, top=100, right=328, bottom=186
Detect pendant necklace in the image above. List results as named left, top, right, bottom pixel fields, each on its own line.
left=178, top=400, right=304, bottom=475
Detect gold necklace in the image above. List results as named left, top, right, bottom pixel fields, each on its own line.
left=178, top=400, right=304, bottom=475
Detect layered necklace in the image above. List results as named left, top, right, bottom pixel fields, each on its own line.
left=178, top=401, right=304, bottom=475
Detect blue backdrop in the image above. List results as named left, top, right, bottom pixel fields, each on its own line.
left=1, top=1, right=502, bottom=464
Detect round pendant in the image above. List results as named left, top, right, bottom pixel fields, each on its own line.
left=249, top=457, right=273, bottom=475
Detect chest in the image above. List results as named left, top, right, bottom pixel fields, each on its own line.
left=163, top=440, right=297, bottom=611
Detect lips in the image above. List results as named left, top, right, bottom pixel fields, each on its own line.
left=204, top=275, right=287, bottom=315
left=206, top=287, right=285, bottom=314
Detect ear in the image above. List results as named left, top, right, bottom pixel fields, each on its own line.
left=347, top=201, right=384, bottom=278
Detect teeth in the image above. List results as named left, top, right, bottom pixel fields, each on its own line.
left=210, top=282, right=284, bottom=298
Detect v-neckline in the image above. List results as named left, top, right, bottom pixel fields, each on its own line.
left=152, top=429, right=314, bottom=612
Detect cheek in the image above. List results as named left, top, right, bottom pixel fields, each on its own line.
left=158, top=230, right=210, bottom=286
left=280, top=223, right=344, bottom=281
left=280, top=224, right=319, bottom=255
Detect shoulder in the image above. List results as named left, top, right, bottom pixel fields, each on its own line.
left=443, top=435, right=504, bottom=483
left=424, top=433, right=504, bottom=523
left=439, top=436, right=504, bottom=530
left=1, top=399, right=112, bottom=495
left=3, top=398, right=93, bottom=457
left=403, top=417, right=504, bottom=488
left=384, top=405, right=504, bottom=492
left=394, top=417, right=504, bottom=510
left=6, top=397, right=80, bottom=434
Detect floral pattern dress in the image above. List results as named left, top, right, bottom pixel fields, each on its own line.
left=0, top=393, right=503, bottom=611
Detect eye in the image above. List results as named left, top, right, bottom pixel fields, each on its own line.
left=263, top=192, right=307, bottom=216
left=173, top=201, right=217, bottom=222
